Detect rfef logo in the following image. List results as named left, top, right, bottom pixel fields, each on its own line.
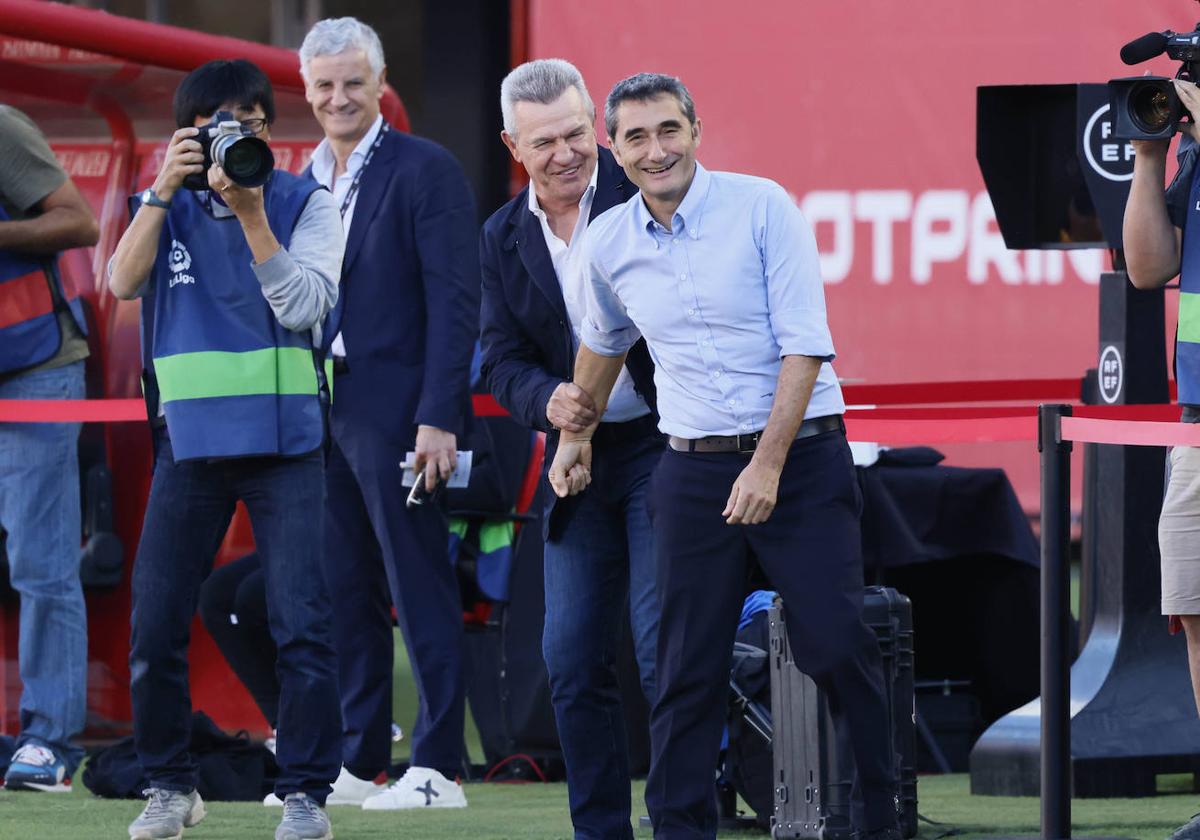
left=1083, top=104, right=1135, bottom=183
left=1099, top=344, right=1123, bottom=404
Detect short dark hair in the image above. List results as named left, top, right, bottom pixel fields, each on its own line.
left=173, top=59, right=276, bottom=129
left=604, top=72, right=696, bottom=140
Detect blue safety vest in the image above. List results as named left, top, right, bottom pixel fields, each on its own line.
left=0, top=204, right=88, bottom=374
left=1182, top=168, right=1200, bottom=404
left=145, top=172, right=327, bottom=460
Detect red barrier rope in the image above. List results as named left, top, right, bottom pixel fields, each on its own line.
left=844, top=416, right=1038, bottom=444
left=0, top=395, right=509, bottom=423
left=840, top=377, right=1083, bottom=405
left=0, top=384, right=1191, bottom=449
left=0, top=398, right=146, bottom=423
left=1062, top=416, right=1200, bottom=448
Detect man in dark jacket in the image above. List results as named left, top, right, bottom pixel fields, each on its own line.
left=479, top=58, right=663, bottom=840
left=298, top=17, right=479, bottom=810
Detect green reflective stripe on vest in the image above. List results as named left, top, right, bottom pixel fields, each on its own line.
left=478, top=520, right=514, bottom=554
left=1181, top=293, right=1200, bottom=344
left=448, top=519, right=514, bottom=553
left=154, top=347, right=319, bottom=403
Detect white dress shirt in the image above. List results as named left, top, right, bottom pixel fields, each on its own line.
left=309, top=114, right=384, bottom=358
left=581, top=162, right=845, bottom=438
left=528, top=165, right=649, bottom=423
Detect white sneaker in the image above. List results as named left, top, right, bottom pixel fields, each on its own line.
left=265, top=766, right=385, bottom=807
left=361, top=767, right=467, bottom=810
left=328, top=766, right=386, bottom=805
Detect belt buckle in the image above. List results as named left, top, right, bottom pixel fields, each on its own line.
left=735, top=432, right=759, bottom=453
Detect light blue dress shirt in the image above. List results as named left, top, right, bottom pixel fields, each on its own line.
left=580, top=162, right=845, bottom=439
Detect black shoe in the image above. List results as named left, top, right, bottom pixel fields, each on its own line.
left=1168, top=813, right=1200, bottom=840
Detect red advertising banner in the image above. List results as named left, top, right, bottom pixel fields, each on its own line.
left=528, top=0, right=1191, bottom=507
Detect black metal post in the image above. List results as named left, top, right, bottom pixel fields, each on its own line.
left=1039, top=404, right=1073, bottom=840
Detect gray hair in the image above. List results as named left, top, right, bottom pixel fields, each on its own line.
left=299, top=17, right=385, bottom=81
left=500, top=58, right=594, bottom=139
left=604, top=72, right=696, bottom=140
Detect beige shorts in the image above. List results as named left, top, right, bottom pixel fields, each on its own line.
left=1160, top=445, right=1200, bottom=614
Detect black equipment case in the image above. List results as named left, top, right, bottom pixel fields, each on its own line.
left=767, top=586, right=918, bottom=840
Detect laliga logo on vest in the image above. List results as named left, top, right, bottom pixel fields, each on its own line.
left=1083, top=104, right=1135, bottom=183
left=1099, top=344, right=1123, bottom=404
left=167, top=239, right=195, bottom=288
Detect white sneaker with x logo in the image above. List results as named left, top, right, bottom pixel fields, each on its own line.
left=361, top=767, right=466, bottom=810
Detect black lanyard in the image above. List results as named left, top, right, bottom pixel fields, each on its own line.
left=339, top=121, right=390, bottom=220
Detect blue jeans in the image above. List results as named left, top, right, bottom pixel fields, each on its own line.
left=129, top=432, right=341, bottom=803
left=543, top=418, right=663, bottom=840
left=0, top=361, right=86, bottom=772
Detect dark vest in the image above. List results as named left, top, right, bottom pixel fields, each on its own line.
left=146, top=172, right=325, bottom=460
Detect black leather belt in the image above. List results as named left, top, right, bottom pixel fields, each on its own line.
left=669, top=415, right=844, bottom=453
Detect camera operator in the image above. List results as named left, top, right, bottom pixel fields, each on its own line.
left=108, top=59, right=343, bottom=840
left=1125, top=77, right=1200, bottom=840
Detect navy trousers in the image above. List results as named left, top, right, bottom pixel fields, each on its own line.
left=322, top=435, right=465, bottom=780
left=129, top=434, right=341, bottom=803
left=543, top=417, right=663, bottom=840
left=644, top=429, right=896, bottom=840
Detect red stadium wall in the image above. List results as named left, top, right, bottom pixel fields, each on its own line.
left=525, top=0, right=1193, bottom=508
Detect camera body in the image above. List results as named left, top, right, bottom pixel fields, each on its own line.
left=1109, top=24, right=1200, bottom=140
left=181, top=110, right=274, bottom=191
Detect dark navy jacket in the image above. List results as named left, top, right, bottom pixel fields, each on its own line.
left=479, top=147, right=656, bottom=537
left=315, top=126, right=480, bottom=470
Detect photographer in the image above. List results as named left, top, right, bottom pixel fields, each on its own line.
left=108, top=59, right=343, bottom=840
left=1124, top=78, right=1200, bottom=840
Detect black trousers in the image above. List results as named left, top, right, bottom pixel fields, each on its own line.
left=644, top=430, right=897, bottom=840
left=198, top=553, right=277, bottom=729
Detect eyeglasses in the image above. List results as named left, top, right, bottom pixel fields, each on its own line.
left=240, top=118, right=268, bottom=135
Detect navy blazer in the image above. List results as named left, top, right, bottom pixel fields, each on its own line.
left=479, top=147, right=656, bottom=537
left=315, top=125, right=480, bottom=469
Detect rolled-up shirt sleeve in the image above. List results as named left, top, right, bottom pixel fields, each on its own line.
left=760, top=185, right=835, bottom=361
left=251, top=187, right=343, bottom=333
left=580, top=233, right=641, bottom=357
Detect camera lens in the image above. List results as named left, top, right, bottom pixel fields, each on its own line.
left=213, top=135, right=274, bottom=188
left=224, top=142, right=260, bottom=179
left=1130, top=80, right=1177, bottom=134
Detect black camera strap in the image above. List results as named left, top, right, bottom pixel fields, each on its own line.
left=339, top=121, right=390, bottom=220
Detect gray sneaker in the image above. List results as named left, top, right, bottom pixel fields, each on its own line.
left=128, top=788, right=206, bottom=840
left=1168, top=813, right=1200, bottom=840
left=276, top=792, right=333, bottom=840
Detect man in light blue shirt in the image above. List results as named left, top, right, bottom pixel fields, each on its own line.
left=548, top=73, right=899, bottom=840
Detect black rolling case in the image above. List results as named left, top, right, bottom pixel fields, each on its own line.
left=768, top=586, right=918, bottom=840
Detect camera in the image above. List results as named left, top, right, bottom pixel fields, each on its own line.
left=182, top=110, right=274, bottom=191
left=1109, top=24, right=1200, bottom=140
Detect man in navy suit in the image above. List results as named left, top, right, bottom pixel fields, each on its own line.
left=480, top=59, right=663, bottom=839
left=297, top=17, right=478, bottom=810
